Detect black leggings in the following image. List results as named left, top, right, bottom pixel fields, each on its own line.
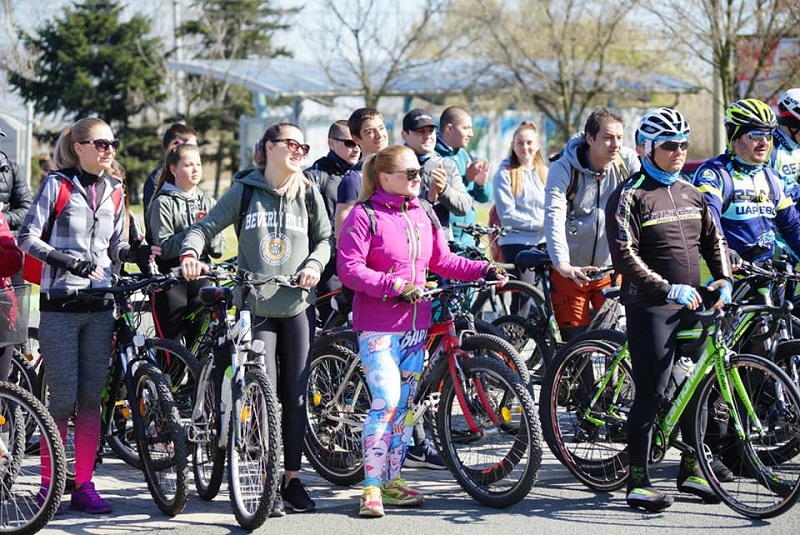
left=626, top=305, right=699, bottom=471
left=252, top=307, right=315, bottom=472
left=151, top=279, right=209, bottom=350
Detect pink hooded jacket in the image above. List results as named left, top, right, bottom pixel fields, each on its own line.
left=337, top=189, right=489, bottom=332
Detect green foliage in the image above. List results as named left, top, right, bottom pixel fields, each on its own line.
left=8, top=0, right=166, bottom=127
left=115, top=124, right=166, bottom=206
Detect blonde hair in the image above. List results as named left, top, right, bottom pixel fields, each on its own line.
left=358, top=145, right=414, bottom=203
left=52, top=117, right=110, bottom=171
left=509, top=121, right=547, bottom=195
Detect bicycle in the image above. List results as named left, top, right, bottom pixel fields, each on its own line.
left=541, top=302, right=800, bottom=518
left=305, top=280, right=542, bottom=508
left=67, top=274, right=191, bottom=516
left=187, top=267, right=284, bottom=531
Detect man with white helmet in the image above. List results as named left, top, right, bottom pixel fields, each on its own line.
left=606, top=107, right=733, bottom=512
left=770, top=89, right=800, bottom=204
left=694, top=98, right=800, bottom=263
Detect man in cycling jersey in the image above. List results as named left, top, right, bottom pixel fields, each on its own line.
left=606, top=108, right=733, bottom=512
left=770, top=89, right=800, bottom=204
left=694, top=99, right=800, bottom=264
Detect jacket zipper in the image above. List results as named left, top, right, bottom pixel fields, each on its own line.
left=667, top=185, right=693, bottom=281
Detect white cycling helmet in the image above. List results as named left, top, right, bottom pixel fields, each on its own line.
left=777, top=89, right=800, bottom=128
left=637, top=107, right=690, bottom=154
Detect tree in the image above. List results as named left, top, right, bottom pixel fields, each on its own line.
left=314, top=0, right=455, bottom=108
left=440, top=0, right=658, bottom=144
left=647, top=0, right=800, bottom=106
left=7, top=0, right=165, bottom=128
left=176, top=0, right=299, bottom=187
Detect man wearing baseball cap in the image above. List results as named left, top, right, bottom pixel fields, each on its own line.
left=401, top=108, right=471, bottom=234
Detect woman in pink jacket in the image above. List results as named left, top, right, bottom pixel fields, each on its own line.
left=337, top=145, right=505, bottom=517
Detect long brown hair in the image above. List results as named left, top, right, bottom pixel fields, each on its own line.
left=508, top=121, right=547, bottom=195
left=358, top=145, right=414, bottom=203
left=151, top=143, right=200, bottom=201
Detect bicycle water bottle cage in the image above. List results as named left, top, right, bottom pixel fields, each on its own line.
left=199, top=286, right=234, bottom=307
left=515, top=249, right=552, bottom=272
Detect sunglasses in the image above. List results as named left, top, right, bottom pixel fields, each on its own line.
left=656, top=139, right=689, bottom=152
left=390, top=168, right=422, bottom=181
left=79, top=139, right=120, bottom=152
left=272, top=138, right=310, bottom=156
left=332, top=137, right=358, bottom=148
left=746, top=131, right=773, bottom=142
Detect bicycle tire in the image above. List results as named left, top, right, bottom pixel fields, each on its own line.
left=490, top=314, right=551, bottom=381
left=34, top=366, right=77, bottom=491
left=0, top=381, right=67, bottom=535
left=150, top=338, right=200, bottom=420
left=470, top=279, right=546, bottom=322
left=133, top=362, right=189, bottom=517
left=315, top=328, right=359, bottom=354
left=191, top=357, right=226, bottom=501
left=228, top=368, right=280, bottom=531
left=304, top=343, right=368, bottom=485
left=460, top=333, right=531, bottom=385
left=435, top=356, right=541, bottom=508
left=693, top=353, right=800, bottom=519
left=539, top=329, right=631, bottom=491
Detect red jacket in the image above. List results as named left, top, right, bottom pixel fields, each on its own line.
left=0, top=212, right=23, bottom=280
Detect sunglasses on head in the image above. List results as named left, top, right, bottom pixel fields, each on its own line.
left=271, top=138, right=310, bottom=156
left=656, top=139, right=689, bottom=152
left=746, top=130, right=773, bottom=142
left=79, top=139, right=120, bottom=152
left=390, top=168, right=422, bottom=181
left=332, top=137, right=358, bottom=148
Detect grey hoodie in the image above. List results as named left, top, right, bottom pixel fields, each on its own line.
left=544, top=135, right=639, bottom=268
left=181, top=168, right=331, bottom=318
left=148, top=182, right=225, bottom=272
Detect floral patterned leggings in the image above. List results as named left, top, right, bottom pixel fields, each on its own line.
left=358, top=330, right=426, bottom=488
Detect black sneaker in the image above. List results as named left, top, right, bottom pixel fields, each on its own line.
left=282, top=476, right=316, bottom=513
left=269, top=491, right=285, bottom=517
left=626, top=485, right=674, bottom=512
left=677, top=455, right=721, bottom=504
left=405, top=439, right=446, bottom=470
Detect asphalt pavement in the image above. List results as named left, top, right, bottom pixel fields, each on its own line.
left=38, top=440, right=798, bottom=535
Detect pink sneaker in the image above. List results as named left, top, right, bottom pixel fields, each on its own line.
left=70, top=482, right=112, bottom=514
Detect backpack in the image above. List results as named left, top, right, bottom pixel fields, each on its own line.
left=23, top=174, right=123, bottom=285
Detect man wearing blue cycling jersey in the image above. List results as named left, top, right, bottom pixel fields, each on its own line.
left=694, top=99, right=800, bottom=264
left=770, top=89, right=800, bottom=204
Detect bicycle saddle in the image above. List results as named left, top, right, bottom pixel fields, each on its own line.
left=515, top=249, right=552, bottom=271
left=199, top=286, right=234, bottom=307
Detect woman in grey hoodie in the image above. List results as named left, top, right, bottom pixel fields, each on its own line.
left=147, top=143, right=224, bottom=346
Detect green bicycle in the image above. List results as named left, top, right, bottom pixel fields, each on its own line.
left=540, top=302, right=800, bottom=519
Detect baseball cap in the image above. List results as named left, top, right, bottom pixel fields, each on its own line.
left=402, top=108, right=436, bottom=132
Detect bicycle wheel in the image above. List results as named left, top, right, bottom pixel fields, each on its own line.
left=191, top=358, right=226, bottom=501
left=228, top=368, right=280, bottom=531
left=491, top=314, right=552, bottom=381
left=460, top=333, right=531, bottom=385
left=470, top=280, right=546, bottom=322
left=133, top=362, right=189, bottom=517
left=539, top=329, right=631, bottom=491
left=150, top=338, right=200, bottom=420
left=772, top=339, right=800, bottom=390
left=34, top=366, right=77, bottom=491
left=304, top=343, right=368, bottom=485
left=435, top=356, right=542, bottom=508
left=106, top=375, right=141, bottom=469
left=0, top=381, right=67, bottom=535
left=693, top=353, right=800, bottom=519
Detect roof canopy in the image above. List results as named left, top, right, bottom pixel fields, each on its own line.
left=167, top=58, right=699, bottom=102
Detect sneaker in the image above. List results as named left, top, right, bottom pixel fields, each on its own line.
left=359, top=485, right=384, bottom=517
left=282, top=476, right=315, bottom=513
left=70, top=481, right=112, bottom=514
left=626, top=485, right=674, bottom=512
left=269, top=490, right=285, bottom=517
left=404, top=440, right=446, bottom=470
left=677, top=455, right=721, bottom=504
left=381, top=477, right=424, bottom=506
left=37, top=485, right=66, bottom=516
left=710, top=456, right=735, bottom=482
